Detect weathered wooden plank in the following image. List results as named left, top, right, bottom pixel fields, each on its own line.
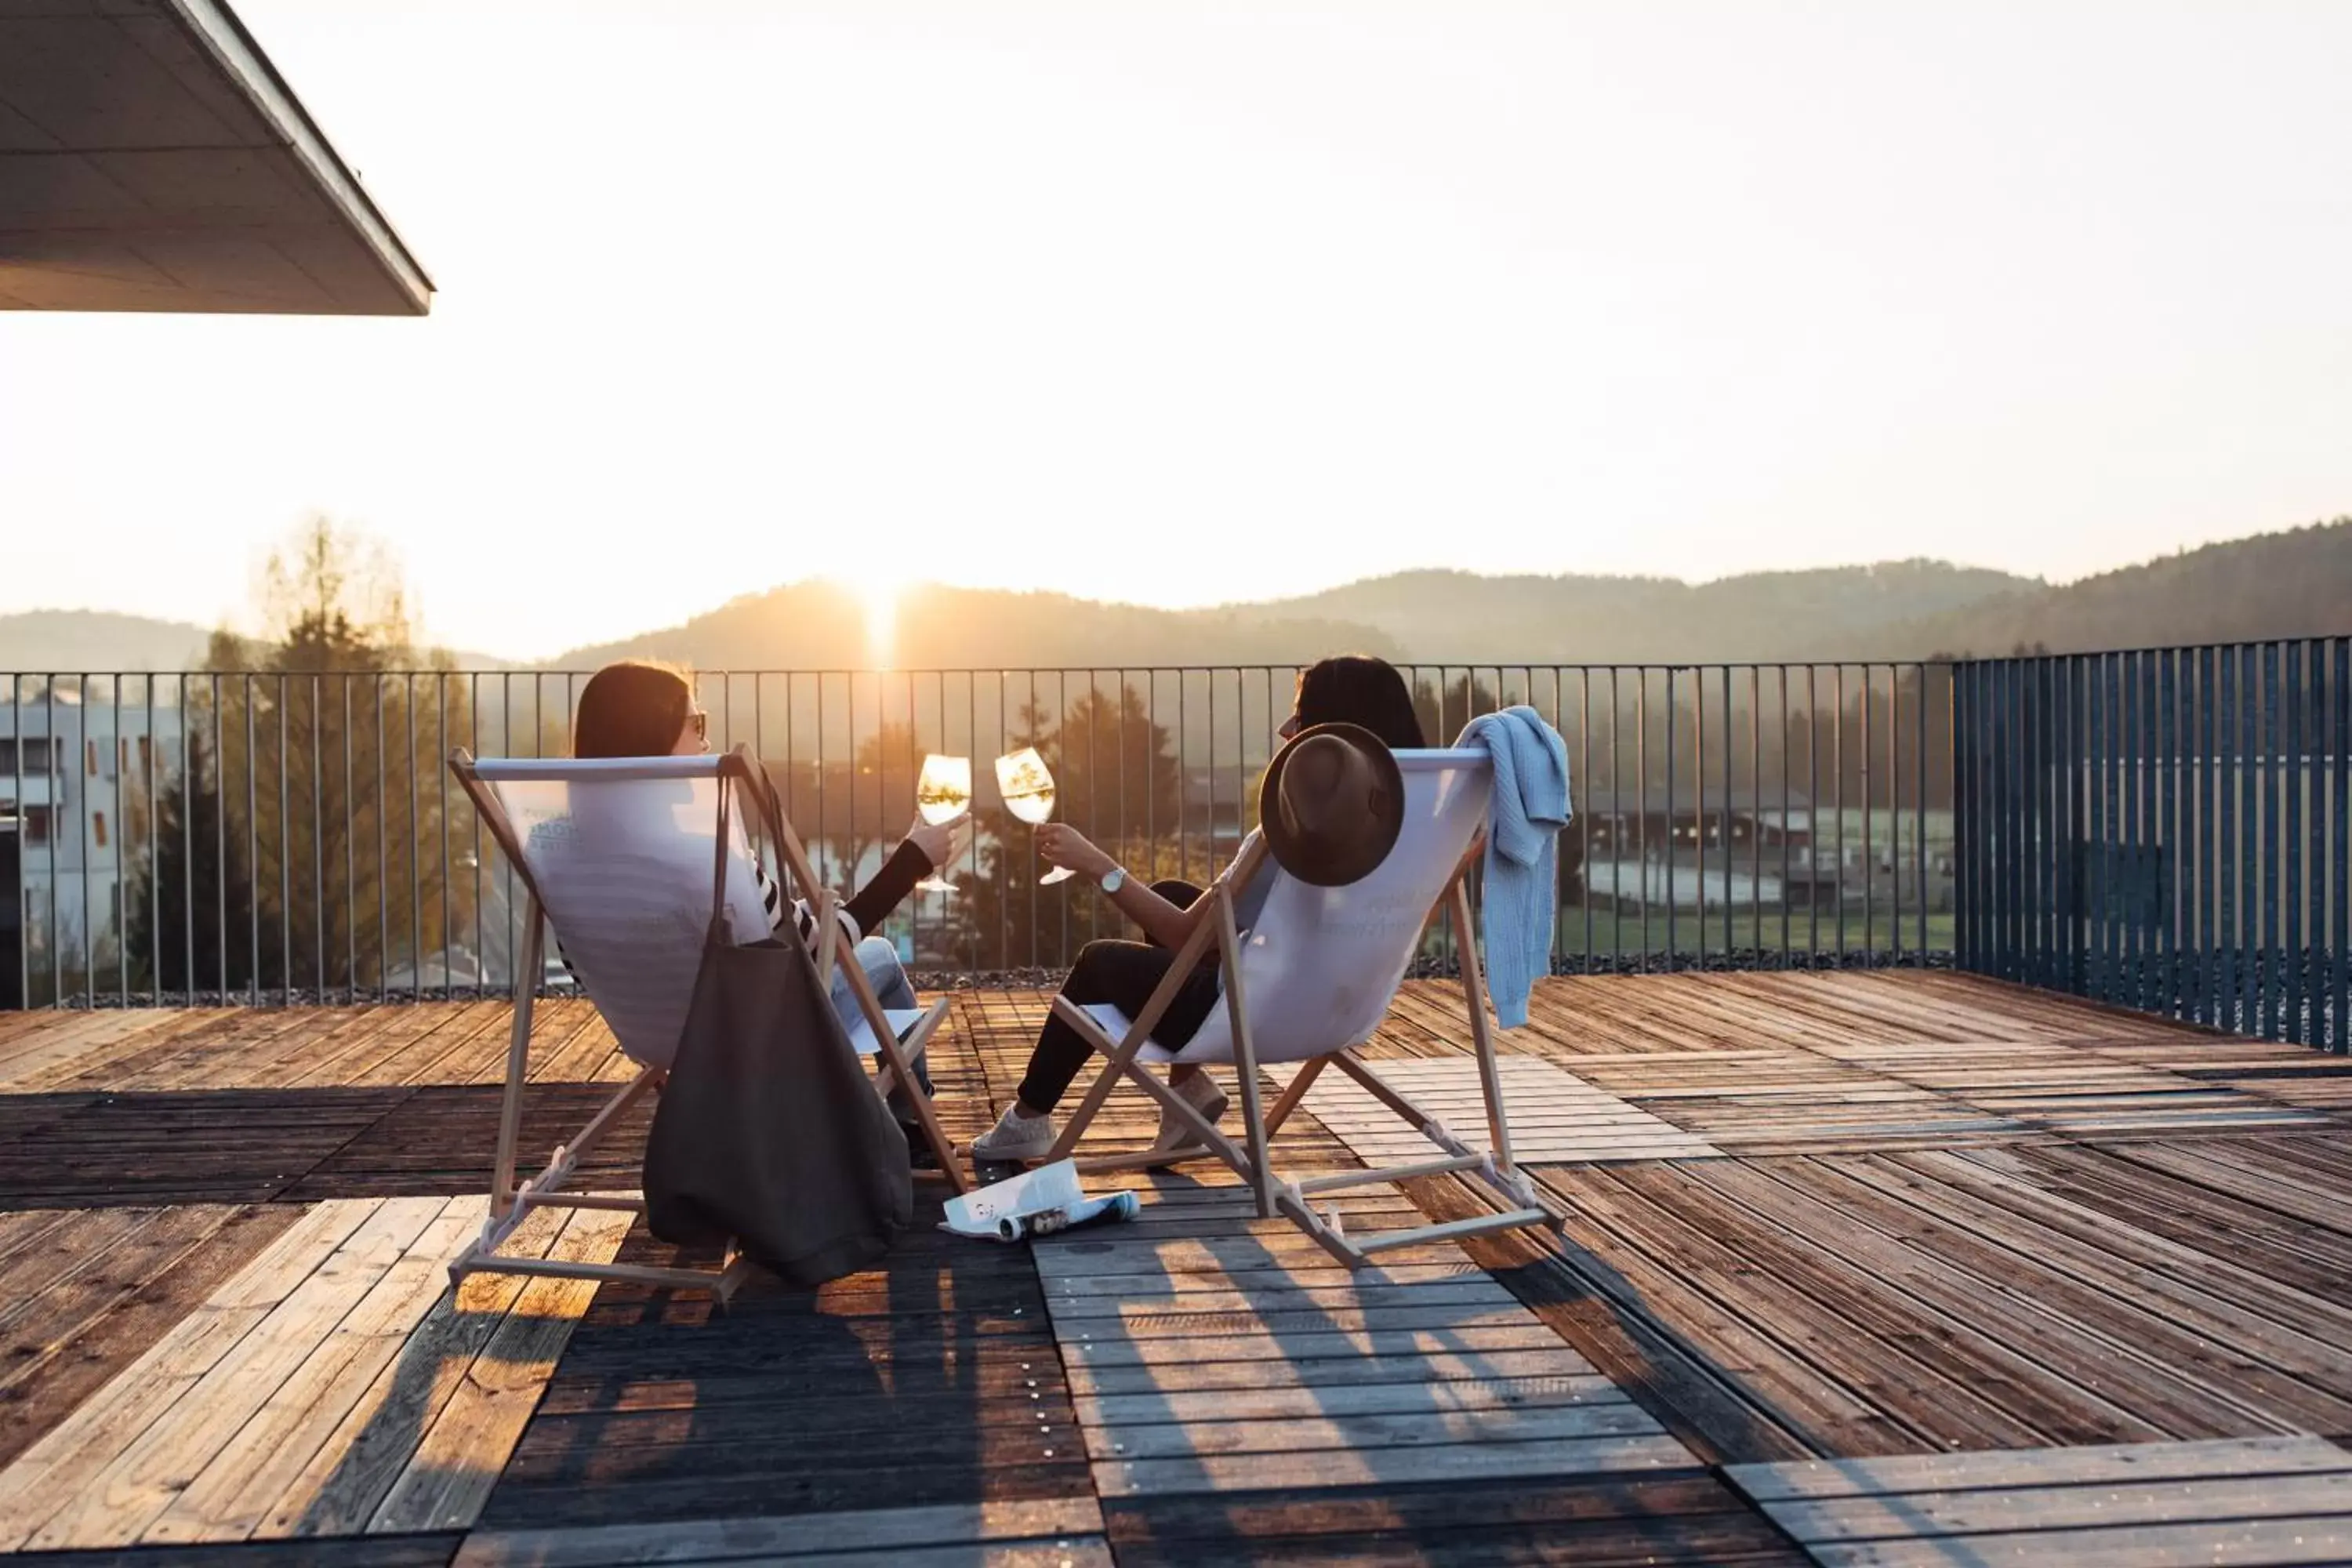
left=367, top=1206, right=635, bottom=1534
left=1727, top=1435, right=2352, bottom=1502
left=1080, top=1399, right=1665, bottom=1461
left=144, top=1198, right=485, bottom=1543
left=0, top=1199, right=376, bottom=1550
left=25, top=1197, right=445, bottom=1550
left=1809, top=1515, right=2352, bottom=1568
left=267, top=1206, right=573, bottom=1537
left=1774, top=1468, right=2352, bottom=1543
left=1062, top=1345, right=1600, bottom=1399
left=1095, top=1430, right=1697, bottom=1496
left=1071, top=1374, right=1628, bottom=1428
left=453, top=1498, right=1105, bottom=1567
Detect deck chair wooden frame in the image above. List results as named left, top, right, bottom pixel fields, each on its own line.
left=446, top=746, right=966, bottom=1304
left=1038, top=750, right=1570, bottom=1269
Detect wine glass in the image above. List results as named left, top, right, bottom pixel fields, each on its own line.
left=913, top=754, right=971, bottom=895
left=996, top=746, right=1073, bottom=884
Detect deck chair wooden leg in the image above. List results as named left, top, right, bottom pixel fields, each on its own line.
left=491, top=910, right=544, bottom=1218
left=887, top=1000, right=967, bottom=1193
left=1214, top=886, right=1278, bottom=1220
left=1261, top=1054, right=1327, bottom=1136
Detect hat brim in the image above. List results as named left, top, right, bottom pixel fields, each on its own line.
left=1258, top=723, right=1406, bottom=887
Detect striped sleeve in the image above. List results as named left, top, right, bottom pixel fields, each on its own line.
left=759, top=862, right=859, bottom=948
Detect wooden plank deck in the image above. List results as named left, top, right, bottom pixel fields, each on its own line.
left=0, top=972, right=2345, bottom=1565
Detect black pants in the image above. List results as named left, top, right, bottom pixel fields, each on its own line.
left=1016, top=880, right=1220, bottom=1113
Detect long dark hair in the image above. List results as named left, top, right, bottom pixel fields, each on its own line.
left=1294, top=655, right=1425, bottom=750
left=572, top=659, right=694, bottom=758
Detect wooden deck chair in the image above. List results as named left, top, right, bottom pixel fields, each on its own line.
left=1040, top=747, right=1570, bottom=1268
left=447, top=746, right=966, bottom=1302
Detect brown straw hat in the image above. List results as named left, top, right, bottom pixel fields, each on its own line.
left=1257, top=723, right=1406, bottom=887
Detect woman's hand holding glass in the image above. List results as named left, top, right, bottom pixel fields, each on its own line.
left=1033, top=822, right=1116, bottom=884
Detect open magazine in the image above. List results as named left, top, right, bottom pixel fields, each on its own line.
left=942, top=1159, right=1139, bottom=1243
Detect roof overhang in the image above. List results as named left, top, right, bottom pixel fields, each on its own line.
left=0, top=0, right=432, bottom=314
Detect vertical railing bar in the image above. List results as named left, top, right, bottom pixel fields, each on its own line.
left=436, top=673, right=449, bottom=1001
left=1026, top=670, right=1040, bottom=970
left=2123, top=648, right=2141, bottom=1010
left=405, top=673, right=419, bottom=1002
left=1889, top=662, right=1903, bottom=961
left=2259, top=641, right=2280, bottom=1039
left=9, top=676, right=21, bottom=1007
left=2157, top=648, right=2174, bottom=1021
left=2117, top=648, right=2136, bottom=1006
left=310, top=673, right=323, bottom=1000
left=1664, top=668, right=1678, bottom=971
left=241, top=674, right=256, bottom=1005
left=1952, top=662, right=1969, bottom=975
left=1636, top=670, right=1649, bottom=972
left=2217, top=647, right=2237, bottom=1029
left=1806, top=666, right=1820, bottom=964
left=1581, top=672, right=1599, bottom=973
left=1750, top=666, right=1762, bottom=961
left=2241, top=643, right=2260, bottom=1036
left=2195, top=644, right=2213, bottom=1027
left=1994, top=657, right=2010, bottom=981
left=2027, top=654, right=2045, bottom=991
left=1834, top=665, right=1846, bottom=964
left=1916, top=662, right=1929, bottom=962
left=815, top=673, right=827, bottom=889
left=2288, top=641, right=2308, bottom=1044
left=1862, top=664, right=1876, bottom=960
left=175, top=676, right=190, bottom=999
left=499, top=671, right=513, bottom=1000
left=2332, top=637, right=2349, bottom=1054
left=343, top=676, right=355, bottom=1003
left=273, top=675, right=285, bottom=1001
left=1722, top=665, right=1734, bottom=959
left=1780, top=666, right=1793, bottom=967
left=112, top=676, right=126, bottom=1003
left=374, top=676, right=387, bottom=991
left=1990, top=659, right=2006, bottom=979
left=1693, top=666, right=1704, bottom=968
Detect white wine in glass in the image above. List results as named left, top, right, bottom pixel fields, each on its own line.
left=996, top=746, right=1073, bottom=884
left=913, top=753, right=971, bottom=895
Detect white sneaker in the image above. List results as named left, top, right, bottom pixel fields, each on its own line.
left=1152, top=1072, right=1229, bottom=1153
left=971, top=1102, right=1059, bottom=1163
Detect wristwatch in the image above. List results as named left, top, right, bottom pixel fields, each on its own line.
left=1098, top=866, right=1127, bottom=895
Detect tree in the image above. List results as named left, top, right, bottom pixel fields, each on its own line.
left=955, top=684, right=1184, bottom=969
left=129, top=724, right=261, bottom=994
left=137, top=518, right=479, bottom=993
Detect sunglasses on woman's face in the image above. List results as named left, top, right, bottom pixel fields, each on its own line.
left=689, top=710, right=710, bottom=746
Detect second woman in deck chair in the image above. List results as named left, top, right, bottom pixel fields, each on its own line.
left=569, top=660, right=971, bottom=1141
left=971, top=655, right=1427, bottom=1162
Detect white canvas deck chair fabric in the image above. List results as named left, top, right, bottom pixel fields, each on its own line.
left=447, top=746, right=964, bottom=1301
left=1041, top=747, right=1570, bottom=1268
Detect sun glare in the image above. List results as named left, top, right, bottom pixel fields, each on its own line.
left=847, top=575, right=898, bottom=669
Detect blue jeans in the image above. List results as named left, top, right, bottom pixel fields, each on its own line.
left=829, top=935, right=933, bottom=1107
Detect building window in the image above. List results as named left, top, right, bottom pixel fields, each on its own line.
left=87, top=740, right=98, bottom=776
left=93, top=811, right=107, bottom=848
left=24, top=807, right=48, bottom=844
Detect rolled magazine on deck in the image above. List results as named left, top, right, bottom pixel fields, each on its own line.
left=941, top=1159, right=1139, bottom=1243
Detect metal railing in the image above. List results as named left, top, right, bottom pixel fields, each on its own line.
left=1954, top=639, right=2350, bottom=1051
left=5, top=663, right=1951, bottom=1006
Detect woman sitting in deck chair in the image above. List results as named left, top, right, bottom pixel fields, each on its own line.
left=971, top=655, right=1427, bottom=1162
left=568, top=660, right=971, bottom=1140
